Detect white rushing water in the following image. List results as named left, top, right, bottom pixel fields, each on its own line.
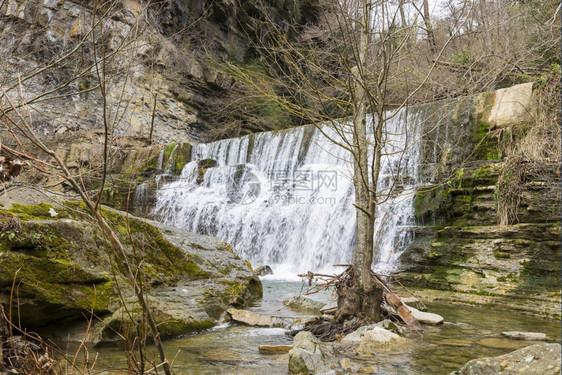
left=153, top=109, right=423, bottom=279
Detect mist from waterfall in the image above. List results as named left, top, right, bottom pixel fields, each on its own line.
left=153, top=109, right=423, bottom=279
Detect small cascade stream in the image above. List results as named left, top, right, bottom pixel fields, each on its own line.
left=153, top=109, right=425, bottom=278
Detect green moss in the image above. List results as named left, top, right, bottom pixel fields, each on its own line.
left=493, top=251, right=511, bottom=259
left=414, top=186, right=453, bottom=222
left=518, top=241, right=561, bottom=291
left=218, top=243, right=235, bottom=254
left=445, top=268, right=463, bottom=284
left=184, top=261, right=210, bottom=279
left=420, top=267, right=453, bottom=290
left=288, top=361, right=310, bottom=375
left=428, top=251, right=442, bottom=260
left=218, top=277, right=262, bottom=306
left=256, top=100, right=291, bottom=128
left=474, top=290, right=492, bottom=296
left=0, top=253, right=104, bottom=286
left=158, top=319, right=214, bottom=338
left=0, top=219, right=71, bottom=258
left=163, top=142, right=178, bottom=161
left=2, top=203, right=69, bottom=220
left=0, top=252, right=111, bottom=316
left=219, top=280, right=247, bottom=305
left=455, top=168, right=465, bottom=188
left=80, top=281, right=114, bottom=311
left=471, top=121, right=502, bottom=161
left=96, top=206, right=210, bottom=281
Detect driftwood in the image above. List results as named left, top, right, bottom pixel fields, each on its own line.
left=298, top=265, right=424, bottom=333
left=371, top=271, right=424, bottom=332
left=0, top=305, right=56, bottom=374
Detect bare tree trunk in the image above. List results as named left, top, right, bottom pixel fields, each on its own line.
left=478, top=0, right=490, bottom=50
left=398, top=0, right=407, bottom=28
left=422, top=0, right=437, bottom=53
left=335, top=0, right=383, bottom=323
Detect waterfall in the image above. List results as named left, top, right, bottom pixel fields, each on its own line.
left=153, top=109, right=423, bottom=279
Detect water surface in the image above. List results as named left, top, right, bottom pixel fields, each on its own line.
left=90, top=281, right=560, bottom=374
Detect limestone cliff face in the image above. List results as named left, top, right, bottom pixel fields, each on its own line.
left=399, top=83, right=561, bottom=318
left=0, top=0, right=318, bottom=144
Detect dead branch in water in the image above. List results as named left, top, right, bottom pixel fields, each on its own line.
left=298, top=265, right=424, bottom=333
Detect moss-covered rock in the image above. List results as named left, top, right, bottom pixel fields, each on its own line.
left=0, top=187, right=261, bottom=340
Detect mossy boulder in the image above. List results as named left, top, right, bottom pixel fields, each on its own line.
left=0, top=187, right=261, bottom=340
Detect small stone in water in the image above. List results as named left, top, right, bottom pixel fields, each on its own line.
left=501, top=331, right=547, bottom=341
left=258, top=345, right=293, bottom=354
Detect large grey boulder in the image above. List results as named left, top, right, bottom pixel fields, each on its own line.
left=288, top=331, right=332, bottom=375
left=451, top=343, right=561, bottom=375
left=283, top=296, right=325, bottom=314
left=0, top=188, right=262, bottom=343
left=355, top=327, right=411, bottom=356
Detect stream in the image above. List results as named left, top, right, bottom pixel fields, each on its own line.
left=89, top=280, right=560, bottom=374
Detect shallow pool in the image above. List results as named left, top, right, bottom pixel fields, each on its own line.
left=78, top=280, right=561, bottom=374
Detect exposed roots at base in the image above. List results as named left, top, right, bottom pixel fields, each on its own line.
left=297, top=264, right=424, bottom=341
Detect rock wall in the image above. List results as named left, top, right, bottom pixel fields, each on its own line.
left=0, top=0, right=319, bottom=144
left=398, top=83, right=561, bottom=319
left=67, top=83, right=560, bottom=320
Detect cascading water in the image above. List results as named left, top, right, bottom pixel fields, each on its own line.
left=153, top=109, right=423, bottom=279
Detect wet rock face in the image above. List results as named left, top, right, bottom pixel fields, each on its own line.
left=399, top=84, right=561, bottom=318
left=0, top=187, right=261, bottom=340
left=451, top=343, right=561, bottom=375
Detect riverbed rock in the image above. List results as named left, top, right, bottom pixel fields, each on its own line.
left=400, top=296, right=427, bottom=311
left=283, top=296, right=325, bottom=314
left=477, top=338, right=530, bottom=351
left=355, top=327, right=411, bottom=356
left=501, top=331, right=547, bottom=341
left=259, top=345, right=293, bottom=354
left=451, top=343, right=561, bottom=375
left=288, top=331, right=332, bottom=375
left=226, top=308, right=286, bottom=328
left=341, top=320, right=404, bottom=343
left=255, top=265, right=274, bottom=277
left=406, top=305, right=444, bottom=325
left=0, top=187, right=261, bottom=342
left=341, top=324, right=378, bottom=343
